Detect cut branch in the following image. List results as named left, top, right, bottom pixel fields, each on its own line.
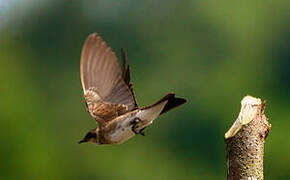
left=225, top=95, right=271, bottom=180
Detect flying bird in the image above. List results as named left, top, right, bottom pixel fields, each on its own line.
left=79, top=33, right=187, bottom=145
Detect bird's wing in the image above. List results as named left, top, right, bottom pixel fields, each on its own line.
left=80, top=33, right=137, bottom=124
left=121, top=48, right=138, bottom=107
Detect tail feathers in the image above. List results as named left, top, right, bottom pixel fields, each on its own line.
left=142, top=93, right=187, bottom=115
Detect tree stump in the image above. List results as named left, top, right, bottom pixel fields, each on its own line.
left=225, top=96, right=271, bottom=180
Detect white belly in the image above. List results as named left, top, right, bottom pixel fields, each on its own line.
left=107, top=115, right=136, bottom=144
left=106, top=100, right=167, bottom=144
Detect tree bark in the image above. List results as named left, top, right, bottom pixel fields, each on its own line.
left=225, top=96, right=271, bottom=180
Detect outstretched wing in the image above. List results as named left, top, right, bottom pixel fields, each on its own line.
left=80, top=33, right=137, bottom=124
left=121, top=48, right=138, bottom=108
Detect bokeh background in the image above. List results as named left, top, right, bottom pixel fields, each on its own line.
left=0, top=0, right=289, bottom=179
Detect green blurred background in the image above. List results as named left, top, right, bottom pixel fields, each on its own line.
left=0, top=0, right=289, bottom=179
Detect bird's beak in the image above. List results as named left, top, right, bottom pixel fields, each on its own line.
left=78, top=139, right=86, bottom=144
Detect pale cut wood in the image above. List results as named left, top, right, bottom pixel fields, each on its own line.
left=225, top=95, right=271, bottom=180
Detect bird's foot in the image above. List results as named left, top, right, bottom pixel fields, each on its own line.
left=139, top=127, right=146, bottom=136
left=131, top=118, right=146, bottom=136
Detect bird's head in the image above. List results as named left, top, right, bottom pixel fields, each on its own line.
left=78, top=129, right=100, bottom=144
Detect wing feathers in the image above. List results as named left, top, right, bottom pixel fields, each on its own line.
left=80, top=33, right=138, bottom=122
left=121, top=48, right=138, bottom=108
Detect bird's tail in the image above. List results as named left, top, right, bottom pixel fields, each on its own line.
left=141, top=93, right=187, bottom=115
left=134, top=93, right=186, bottom=134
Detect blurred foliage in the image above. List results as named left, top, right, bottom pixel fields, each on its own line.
left=0, top=0, right=289, bottom=179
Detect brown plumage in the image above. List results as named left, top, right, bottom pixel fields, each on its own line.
left=80, top=33, right=137, bottom=124
left=79, top=32, right=187, bottom=145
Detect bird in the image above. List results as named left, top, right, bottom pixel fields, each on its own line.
left=78, top=32, right=187, bottom=145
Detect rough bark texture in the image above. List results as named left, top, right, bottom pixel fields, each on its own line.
left=225, top=96, right=271, bottom=180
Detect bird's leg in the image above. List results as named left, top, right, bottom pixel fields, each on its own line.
left=131, top=117, right=145, bottom=136
left=131, top=117, right=140, bottom=134
left=139, top=127, right=146, bottom=136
